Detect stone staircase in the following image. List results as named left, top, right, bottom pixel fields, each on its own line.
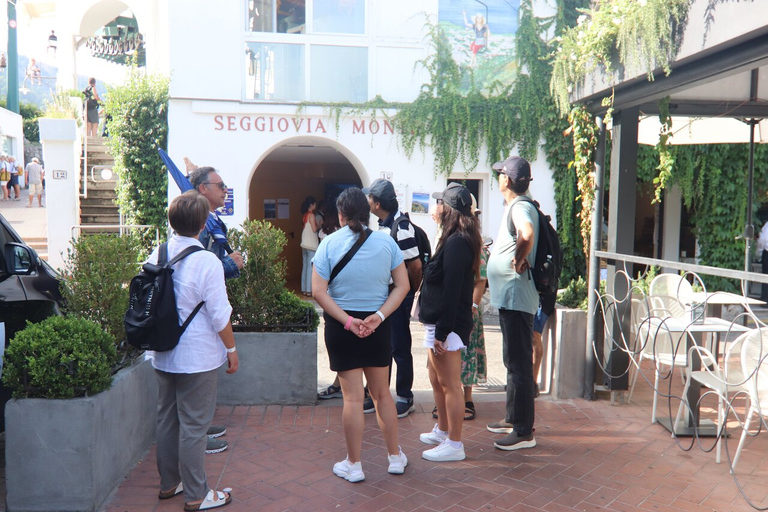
left=26, top=236, right=48, bottom=261
left=80, top=137, right=119, bottom=234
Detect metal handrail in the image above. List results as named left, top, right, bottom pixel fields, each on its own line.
left=81, top=108, right=88, bottom=199
left=595, top=250, right=768, bottom=285
left=71, top=224, right=160, bottom=243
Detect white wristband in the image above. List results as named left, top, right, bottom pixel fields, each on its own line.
left=226, top=346, right=237, bottom=353
left=472, top=303, right=479, bottom=309
left=375, top=310, right=386, bottom=322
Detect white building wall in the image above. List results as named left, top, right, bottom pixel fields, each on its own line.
left=0, top=108, right=25, bottom=165
left=165, top=0, right=557, bottom=247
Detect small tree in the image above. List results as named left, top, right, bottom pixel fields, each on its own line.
left=60, top=234, right=145, bottom=361
left=103, top=69, right=170, bottom=237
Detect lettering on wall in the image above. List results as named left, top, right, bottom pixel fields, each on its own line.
left=213, top=115, right=395, bottom=136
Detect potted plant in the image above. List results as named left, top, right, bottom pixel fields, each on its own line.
left=219, top=219, right=319, bottom=405
left=2, top=234, right=155, bottom=512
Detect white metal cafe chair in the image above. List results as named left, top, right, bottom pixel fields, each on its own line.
left=673, top=328, right=754, bottom=464
left=649, top=273, right=695, bottom=320
left=628, top=310, right=705, bottom=423
left=731, top=328, right=768, bottom=472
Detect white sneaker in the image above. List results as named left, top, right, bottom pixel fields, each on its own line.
left=387, top=447, right=408, bottom=474
left=422, top=441, right=466, bottom=462
left=419, top=423, right=449, bottom=445
left=333, top=458, right=365, bottom=482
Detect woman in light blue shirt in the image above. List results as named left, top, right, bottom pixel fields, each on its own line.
left=312, top=187, right=409, bottom=483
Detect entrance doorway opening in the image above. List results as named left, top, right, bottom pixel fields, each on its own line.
left=248, top=142, right=364, bottom=292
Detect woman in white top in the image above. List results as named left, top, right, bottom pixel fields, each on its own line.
left=147, top=191, right=238, bottom=511
left=312, top=187, right=409, bottom=482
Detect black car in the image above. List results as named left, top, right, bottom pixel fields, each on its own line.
left=1, top=213, right=63, bottom=423
left=1, top=213, right=62, bottom=347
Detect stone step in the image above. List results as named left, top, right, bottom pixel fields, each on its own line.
left=80, top=214, right=121, bottom=224
left=81, top=199, right=117, bottom=209
left=81, top=205, right=119, bottom=214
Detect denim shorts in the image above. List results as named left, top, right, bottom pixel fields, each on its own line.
left=533, top=307, right=549, bottom=334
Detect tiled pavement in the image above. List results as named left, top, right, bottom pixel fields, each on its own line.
left=104, top=373, right=768, bottom=512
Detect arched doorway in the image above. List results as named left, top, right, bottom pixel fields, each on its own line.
left=248, top=138, right=365, bottom=291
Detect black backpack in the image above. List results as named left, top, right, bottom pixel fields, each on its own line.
left=507, top=196, right=562, bottom=297
left=124, top=243, right=205, bottom=352
left=389, top=212, right=432, bottom=265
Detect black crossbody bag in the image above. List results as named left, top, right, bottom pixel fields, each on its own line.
left=328, top=228, right=373, bottom=284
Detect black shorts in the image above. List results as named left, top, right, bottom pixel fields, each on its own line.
left=324, top=311, right=391, bottom=372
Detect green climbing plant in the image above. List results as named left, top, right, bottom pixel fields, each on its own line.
left=550, top=0, right=689, bottom=115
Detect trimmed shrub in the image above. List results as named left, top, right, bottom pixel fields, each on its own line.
left=227, top=220, right=318, bottom=331
left=2, top=316, right=116, bottom=399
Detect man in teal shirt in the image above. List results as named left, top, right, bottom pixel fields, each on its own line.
left=486, top=156, right=539, bottom=451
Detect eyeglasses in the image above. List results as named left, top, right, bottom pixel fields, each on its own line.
left=435, top=199, right=444, bottom=205
left=203, top=181, right=228, bottom=191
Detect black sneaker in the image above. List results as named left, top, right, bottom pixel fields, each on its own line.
left=205, top=438, right=228, bottom=454
left=493, top=431, right=536, bottom=451
left=207, top=425, right=226, bottom=438
left=363, top=396, right=375, bottom=414
left=395, top=398, right=415, bottom=418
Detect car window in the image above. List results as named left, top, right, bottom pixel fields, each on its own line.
left=0, top=222, right=9, bottom=275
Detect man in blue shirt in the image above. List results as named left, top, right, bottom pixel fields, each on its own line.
left=486, top=156, right=539, bottom=451
left=188, top=165, right=244, bottom=453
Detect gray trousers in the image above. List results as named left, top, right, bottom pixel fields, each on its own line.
left=155, top=368, right=218, bottom=502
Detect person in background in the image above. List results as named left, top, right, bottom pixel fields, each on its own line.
left=25, top=158, right=44, bottom=208
left=149, top=191, right=238, bottom=511
left=462, top=10, right=491, bottom=67
left=312, top=187, right=409, bottom=482
left=300, top=196, right=319, bottom=296
left=0, top=155, right=9, bottom=201
left=364, top=178, right=422, bottom=418
left=418, top=183, right=481, bottom=462
left=532, top=292, right=556, bottom=397
left=188, top=165, right=245, bottom=453
left=757, top=221, right=768, bottom=302
left=83, top=77, right=101, bottom=137
left=27, top=58, right=42, bottom=85
left=6, top=156, right=20, bottom=201
left=461, top=194, right=488, bottom=421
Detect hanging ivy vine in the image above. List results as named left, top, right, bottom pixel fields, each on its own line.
left=550, top=0, right=689, bottom=115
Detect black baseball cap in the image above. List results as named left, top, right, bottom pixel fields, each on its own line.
left=362, top=178, right=396, bottom=201
left=432, top=183, right=472, bottom=215
left=492, top=156, right=531, bottom=181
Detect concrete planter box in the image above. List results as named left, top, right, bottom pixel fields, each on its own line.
left=216, top=331, right=317, bottom=405
left=5, top=358, right=157, bottom=512
left=550, top=307, right=587, bottom=399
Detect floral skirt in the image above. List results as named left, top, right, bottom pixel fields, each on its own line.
left=461, top=308, right=487, bottom=386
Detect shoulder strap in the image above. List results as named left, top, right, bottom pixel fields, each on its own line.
left=158, top=243, right=169, bottom=265
left=167, top=245, right=204, bottom=267
left=389, top=214, right=411, bottom=240
left=507, top=196, right=536, bottom=239
left=329, top=228, right=373, bottom=284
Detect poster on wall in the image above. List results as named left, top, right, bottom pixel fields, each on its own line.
left=394, top=184, right=407, bottom=213
left=438, top=1, right=520, bottom=94
left=217, top=188, right=234, bottom=216
left=411, top=192, right=430, bottom=214
left=277, top=199, right=290, bottom=219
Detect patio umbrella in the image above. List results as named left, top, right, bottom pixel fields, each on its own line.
left=158, top=148, right=193, bottom=193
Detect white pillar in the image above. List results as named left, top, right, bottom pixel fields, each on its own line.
left=39, top=118, right=81, bottom=271
left=662, top=185, right=682, bottom=273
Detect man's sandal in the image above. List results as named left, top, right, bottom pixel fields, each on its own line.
left=184, top=490, right=232, bottom=511
left=159, top=482, right=183, bottom=500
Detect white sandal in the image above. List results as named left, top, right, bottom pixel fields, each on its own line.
left=184, top=489, right=232, bottom=511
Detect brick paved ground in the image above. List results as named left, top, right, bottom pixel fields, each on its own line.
left=104, top=368, right=768, bottom=512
